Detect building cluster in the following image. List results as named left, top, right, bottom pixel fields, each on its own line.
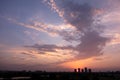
left=74, top=67, right=91, bottom=73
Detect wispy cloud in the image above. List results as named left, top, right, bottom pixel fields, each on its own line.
left=3, top=0, right=120, bottom=61
left=7, top=17, right=77, bottom=40
left=0, top=44, right=74, bottom=68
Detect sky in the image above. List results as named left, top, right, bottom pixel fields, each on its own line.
left=0, top=0, right=120, bottom=71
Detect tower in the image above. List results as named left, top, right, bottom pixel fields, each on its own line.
left=74, top=69, right=77, bottom=72
left=81, top=69, right=84, bottom=73
left=88, top=69, right=92, bottom=73
left=78, top=68, right=80, bottom=72
left=84, top=67, right=87, bottom=73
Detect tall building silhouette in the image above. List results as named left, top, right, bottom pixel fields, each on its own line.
left=78, top=68, right=80, bottom=72
left=81, top=69, right=84, bottom=73
left=74, top=67, right=92, bottom=73
left=74, top=69, right=77, bottom=72
left=84, top=67, right=87, bottom=73
left=88, top=69, right=92, bottom=73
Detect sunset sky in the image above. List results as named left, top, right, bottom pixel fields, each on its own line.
left=0, top=0, right=120, bottom=71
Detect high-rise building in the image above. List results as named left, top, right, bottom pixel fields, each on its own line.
left=74, top=67, right=92, bottom=73
left=78, top=68, right=80, bottom=72
left=74, top=69, right=77, bottom=72
left=84, top=67, right=87, bottom=73
left=88, top=69, right=92, bottom=73
left=81, top=69, right=84, bottom=73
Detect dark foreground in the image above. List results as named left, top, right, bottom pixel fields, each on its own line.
left=0, top=71, right=120, bottom=80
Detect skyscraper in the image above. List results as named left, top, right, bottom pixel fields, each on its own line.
left=84, top=67, right=88, bottom=73
left=74, top=69, right=77, bottom=72
left=81, top=69, right=84, bottom=73
left=78, top=68, right=80, bottom=72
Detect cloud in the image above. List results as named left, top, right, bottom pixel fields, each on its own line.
left=6, top=0, right=111, bottom=60
left=44, top=0, right=110, bottom=58
left=76, top=31, right=108, bottom=58
left=0, top=44, right=75, bottom=68
left=7, top=17, right=77, bottom=40
left=5, top=0, right=115, bottom=60
left=23, top=43, right=77, bottom=65
left=25, top=44, right=74, bottom=54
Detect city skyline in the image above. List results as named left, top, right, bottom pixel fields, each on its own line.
left=0, top=0, right=120, bottom=71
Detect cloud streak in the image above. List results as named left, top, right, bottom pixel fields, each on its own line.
left=25, top=44, right=75, bottom=54
left=6, top=0, right=114, bottom=60
left=8, top=17, right=77, bottom=40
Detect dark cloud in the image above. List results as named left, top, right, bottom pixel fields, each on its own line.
left=45, top=0, right=110, bottom=58
left=25, top=44, right=74, bottom=54
left=21, top=52, right=37, bottom=58
left=26, top=44, right=57, bottom=53
left=62, top=2, right=94, bottom=32
left=76, top=31, right=108, bottom=58
left=59, top=30, right=80, bottom=42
